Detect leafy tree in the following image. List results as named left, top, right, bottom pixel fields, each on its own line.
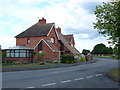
left=93, top=1, right=120, bottom=59
left=82, top=49, right=90, bottom=55
left=107, top=47, right=113, bottom=54
left=91, top=43, right=106, bottom=55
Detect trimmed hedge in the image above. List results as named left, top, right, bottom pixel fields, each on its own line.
left=60, top=55, right=75, bottom=63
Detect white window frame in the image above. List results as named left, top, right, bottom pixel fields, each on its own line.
left=51, top=38, right=55, bottom=43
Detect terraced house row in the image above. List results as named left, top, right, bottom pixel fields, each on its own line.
left=4, top=18, right=81, bottom=62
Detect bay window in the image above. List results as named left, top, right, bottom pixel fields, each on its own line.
left=6, top=50, right=33, bottom=58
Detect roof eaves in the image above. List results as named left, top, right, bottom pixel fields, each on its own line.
left=47, top=23, right=54, bottom=36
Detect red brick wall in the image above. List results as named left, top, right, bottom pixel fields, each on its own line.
left=16, top=26, right=59, bottom=49
left=5, top=57, right=32, bottom=60
left=47, top=27, right=58, bottom=44
left=33, top=40, right=59, bottom=60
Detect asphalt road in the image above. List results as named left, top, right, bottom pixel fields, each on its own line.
left=2, top=58, right=119, bottom=88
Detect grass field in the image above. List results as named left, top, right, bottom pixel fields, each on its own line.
left=108, top=68, right=120, bottom=78
left=2, top=63, right=63, bottom=68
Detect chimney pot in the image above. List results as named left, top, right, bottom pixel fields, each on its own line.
left=56, top=27, right=61, bottom=33
left=39, top=17, right=46, bottom=24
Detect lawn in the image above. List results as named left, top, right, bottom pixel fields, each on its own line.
left=94, top=56, right=116, bottom=59
left=108, top=68, right=120, bottom=80
left=2, top=63, right=63, bottom=68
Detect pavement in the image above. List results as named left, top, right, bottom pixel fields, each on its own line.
left=2, top=58, right=120, bottom=88
left=2, top=59, right=97, bottom=72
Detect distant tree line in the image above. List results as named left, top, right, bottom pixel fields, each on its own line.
left=82, top=49, right=90, bottom=55
left=91, top=43, right=113, bottom=55
left=82, top=43, right=113, bottom=56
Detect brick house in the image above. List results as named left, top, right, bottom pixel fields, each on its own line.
left=4, top=18, right=80, bottom=62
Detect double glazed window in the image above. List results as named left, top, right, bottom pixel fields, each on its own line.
left=6, top=50, right=33, bottom=58
left=51, top=38, right=55, bottom=43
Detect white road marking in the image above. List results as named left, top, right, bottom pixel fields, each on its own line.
left=96, top=74, right=103, bottom=76
left=41, top=83, right=56, bottom=87
left=86, top=76, right=93, bottom=78
left=74, top=78, right=84, bottom=81
left=26, top=86, right=35, bottom=88
left=50, top=69, right=79, bottom=74
left=61, top=80, right=71, bottom=83
left=50, top=72, right=59, bottom=74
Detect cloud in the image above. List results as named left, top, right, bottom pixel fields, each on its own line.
left=0, top=36, right=16, bottom=49
left=74, top=35, right=110, bottom=52
left=0, top=0, right=110, bottom=52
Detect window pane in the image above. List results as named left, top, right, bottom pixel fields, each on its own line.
left=27, top=53, right=29, bottom=57
left=51, top=38, right=54, bottom=43
left=11, top=50, right=14, bottom=53
left=27, top=50, right=29, bottom=53
left=6, top=53, right=10, bottom=57
left=15, top=53, right=19, bottom=57
left=15, top=50, right=19, bottom=53
left=7, top=50, right=10, bottom=53
left=20, top=53, right=26, bottom=57
left=11, top=53, right=14, bottom=57
left=30, top=53, right=32, bottom=57
left=27, top=40, right=30, bottom=43
left=20, top=50, right=26, bottom=53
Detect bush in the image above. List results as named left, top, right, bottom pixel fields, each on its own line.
left=80, top=56, right=85, bottom=62
left=74, top=56, right=80, bottom=62
left=60, top=55, right=75, bottom=63
left=85, top=56, right=89, bottom=61
left=74, top=56, right=85, bottom=62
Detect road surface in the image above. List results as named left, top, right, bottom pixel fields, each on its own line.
left=2, top=58, right=119, bottom=88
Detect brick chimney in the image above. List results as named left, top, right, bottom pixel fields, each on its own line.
left=56, top=27, right=61, bottom=33
left=39, top=17, right=46, bottom=24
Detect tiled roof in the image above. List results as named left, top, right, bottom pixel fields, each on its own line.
left=58, top=32, right=80, bottom=54
left=9, top=45, right=34, bottom=50
left=15, top=23, right=54, bottom=38
left=64, top=35, right=75, bottom=44
left=43, top=39, right=59, bottom=52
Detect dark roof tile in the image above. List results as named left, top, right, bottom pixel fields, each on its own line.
left=15, top=23, right=54, bottom=38
left=58, top=32, right=80, bottom=54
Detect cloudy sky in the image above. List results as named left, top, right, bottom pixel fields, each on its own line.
left=0, top=0, right=110, bottom=52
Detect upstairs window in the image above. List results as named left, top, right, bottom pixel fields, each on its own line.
left=51, top=37, right=55, bottom=43
left=27, top=38, right=30, bottom=44
left=71, top=44, right=74, bottom=47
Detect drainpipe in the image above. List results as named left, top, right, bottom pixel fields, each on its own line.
left=59, top=51, right=61, bottom=63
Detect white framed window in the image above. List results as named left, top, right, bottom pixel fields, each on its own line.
left=51, top=38, right=55, bottom=43
left=71, top=44, right=74, bottom=47
left=27, top=38, right=30, bottom=44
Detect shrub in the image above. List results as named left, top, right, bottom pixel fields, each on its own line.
left=60, top=55, right=75, bottom=63
left=85, top=56, right=88, bottom=61
left=80, top=56, right=85, bottom=62
left=74, top=56, right=80, bottom=62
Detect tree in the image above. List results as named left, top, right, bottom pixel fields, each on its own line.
left=91, top=43, right=106, bottom=55
left=93, top=1, right=120, bottom=59
left=82, top=49, right=90, bottom=55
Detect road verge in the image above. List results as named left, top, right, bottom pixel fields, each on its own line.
left=2, top=59, right=97, bottom=72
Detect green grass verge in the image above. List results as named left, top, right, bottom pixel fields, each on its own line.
left=2, top=63, right=63, bottom=68
left=94, top=56, right=116, bottom=59
left=108, top=68, right=120, bottom=78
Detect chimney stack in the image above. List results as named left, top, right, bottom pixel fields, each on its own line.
left=39, top=17, right=46, bottom=24
left=56, top=27, right=61, bottom=33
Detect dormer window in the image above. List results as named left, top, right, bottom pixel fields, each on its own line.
left=51, top=37, right=55, bottom=43
left=27, top=38, right=30, bottom=44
